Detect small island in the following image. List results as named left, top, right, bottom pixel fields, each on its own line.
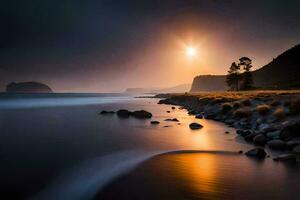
left=6, top=82, right=53, bottom=93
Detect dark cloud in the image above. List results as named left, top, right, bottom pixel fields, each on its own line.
left=1, top=0, right=300, bottom=92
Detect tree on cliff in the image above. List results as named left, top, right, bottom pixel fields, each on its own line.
left=226, top=62, right=241, bottom=91
left=239, top=57, right=253, bottom=90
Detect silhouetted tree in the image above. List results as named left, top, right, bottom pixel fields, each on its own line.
left=226, top=62, right=241, bottom=91
left=239, top=57, right=253, bottom=90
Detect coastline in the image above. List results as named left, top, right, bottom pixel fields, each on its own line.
left=156, top=91, right=300, bottom=160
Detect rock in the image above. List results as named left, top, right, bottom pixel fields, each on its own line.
left=166, top=111, right=171, bottom=113
left=266, top=130, right=281, bottom=139
left=245, top=148, right=267, bottom=159
left=253, top=134, right=267, bottom=145
left=165, top=118, right=179, bottom=122
left=273, top=154, right=296, bottom=162
left=100, top=110, right=115, bottom=115
left=205, top=114, right=215, bottom=119
left=150, top=121, right=160, bottom=125
left=195, top=114, right=203, bottom=119
left=267, top=139, right=286, bottom=150
left=258, top=123, right=272, bottom=133
left=224, top=119, right=235, bottom=125
left=244, top=132, right=259, bottom=142
left=189, top=122, right=203, bottom=130
left=280, top=122, right=300, bottom=139
left=171, top=107, right=176, bottom=109
left=131, top=110, right=152, bottom=119
left=237, top=129, right=252, bottom=137
left=164, top=125, right=171, bottom=128
left=224, top=131, right=230, bottom=134
left=292, top=146, right=300, bottom=155
left=238, top=150, right=243, bottom=154
left=117, top=109, right=132, bottom=118
left=286, top=139, right=300, bottom=149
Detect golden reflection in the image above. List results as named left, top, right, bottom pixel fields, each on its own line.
left=167, top=153, right=226, bottom=199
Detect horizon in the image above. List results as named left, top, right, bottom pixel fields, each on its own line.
left=1, top=0, right=300, bottom=92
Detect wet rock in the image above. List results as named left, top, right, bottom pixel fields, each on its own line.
left=280, top=122, right=300, bottom=139
left=189, top=122, right=203, bottom=130
left=267, top=139, right=286, bottom=150
left=244, top=132, right=259, bottom=142
left=237, top=129, right=252, bottom=137
left=99, top=110, right=115, bottom=115
left=195, top=114, right=203, bottom=119
left=150, top=121, right=160, bottom=125
left=117, top=109, right=132, bottom=118
left=266, top=130, right=281, bottom=139
left=245, top=148, right=266, bottom=159
left=165, top=118, right=179, bottom=122
left=253, top=134, right=267, bottom=145
left=131, top=110, right=152, bottom=119
left=205, top=114, right=215, bottom=119
left=286, top=139, right=300, bottom=149
left=273, top=154, right=296, bottom=162
left=258, top=123, right=272, bottom=133
left=292, top=146, right=300, bottom=155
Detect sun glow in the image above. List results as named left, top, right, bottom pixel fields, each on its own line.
left=186, top=46, right=197, bottom=58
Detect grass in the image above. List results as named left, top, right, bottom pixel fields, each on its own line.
left=234, top=107, right=252, bottom=118
left=256, top=104, right=271, bottom=116
left=273, top=107, right=285, bottom=120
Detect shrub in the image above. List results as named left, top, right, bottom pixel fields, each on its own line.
left=290, top=98, right=300, bottom=115
left=221, top=103, right=232, bottom=113
left=256, top=104, right=271, bottom=116
left=273, top=107, right=285, bottom=120
left=234, top=107, right=252, bottom=118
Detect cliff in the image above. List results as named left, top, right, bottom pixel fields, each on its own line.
left=190, top=44, right=300, bottom=92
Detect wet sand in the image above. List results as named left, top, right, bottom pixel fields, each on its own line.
left=95, top=151, right=300, bottom=200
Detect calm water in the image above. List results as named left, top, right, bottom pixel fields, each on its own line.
left=0, top=94, right=299, bottom=200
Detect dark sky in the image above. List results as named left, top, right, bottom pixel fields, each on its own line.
left=1, top=0, right=300, bottom=92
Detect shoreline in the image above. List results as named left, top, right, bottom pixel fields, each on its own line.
left=156, top=91, right=300, bottom=160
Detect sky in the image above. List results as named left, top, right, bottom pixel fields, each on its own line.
left=1, top=0, right=300, bottom=92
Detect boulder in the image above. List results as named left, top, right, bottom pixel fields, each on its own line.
left=266, top=130, right=281, bottom=139
left=267, top=139, right=286, bottom=150
left=253, top=134, right=267, bottom=145
left=245, top=148, right=267, bottom=159
left=117, top=109, right=132, bottom=118
left=286, top=139, right=300, bottom=149
left=189, top=122, right=203, bottom=130
left=165, top=118, right=179, bottom=122
left=195, top=114, right=203, bottom=119
left=100, top=110, right=115, bottom=115
left=150, top=121, right=160, bottom=125
left=280, top=122, right=300, bottom=139
left=131, top=110, right=152, bottom=119
left=273, top=154, right=296, bottom=162
left=292, top=146, right=300, bottom=155
left=244, top=132, right=259, bottom=142
left=258, top=123, right=272, bottom=133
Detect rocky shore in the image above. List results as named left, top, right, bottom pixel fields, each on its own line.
left=157, top=91, right=300, bottom=161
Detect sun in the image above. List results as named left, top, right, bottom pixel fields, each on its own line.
left=186, top=46, right=197, bottom=58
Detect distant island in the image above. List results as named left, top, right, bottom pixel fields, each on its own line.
left=6, top=82, right=53, bottom=93
left=191, top=44, right=300, bottom=92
